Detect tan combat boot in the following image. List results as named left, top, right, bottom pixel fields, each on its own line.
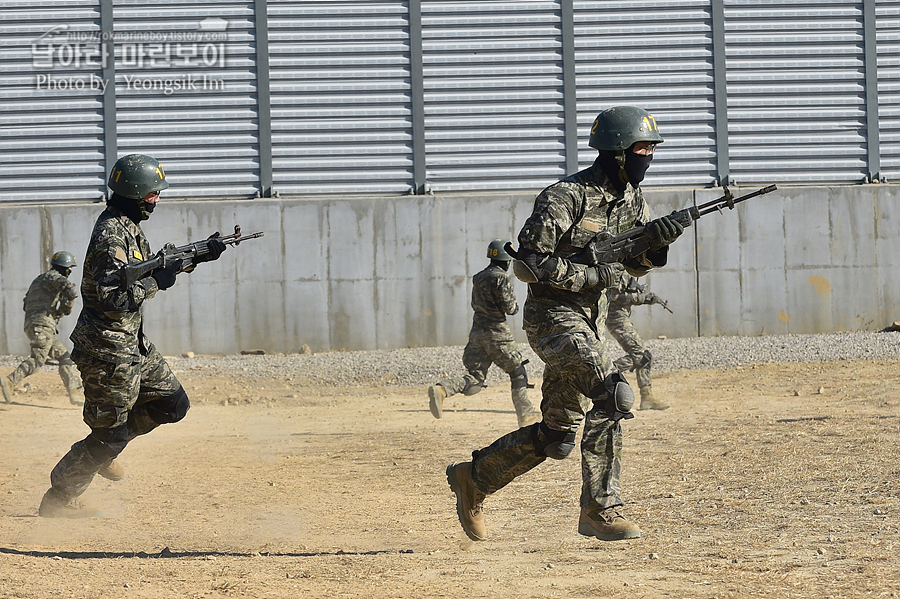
left=639, top=386, right=669, bottom=411
left=512, top=387, right=541, bottom=428
left=68, top=388, right=85, bottom=406
left=578, top=506, right=641, bottom=541
left=446, top=462, right=487, bottom=541
left=98, top=459, right=125, bottom=481
left=38, top=488, right=103, bottom=519
left=0, top=376, right=11, bottom=404
left=428, top=384, right=447, bottom=419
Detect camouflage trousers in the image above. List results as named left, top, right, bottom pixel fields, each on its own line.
left=470, top=300, right=626, bottom=510
left=47, top=343, right=185, bottom=500
left=605, top=304, right=651, bottom=389
left=438, top=324, right=523, bottom=397
left=7, top=323, right=82, bottom=394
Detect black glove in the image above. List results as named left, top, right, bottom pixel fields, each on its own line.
left=646, top=215, right=684, bottom=250
left=194, top=232, right=227, bottom=264
left=584, top=262, right=624, bottom=290
left=151, top=262, right=179, bottom=290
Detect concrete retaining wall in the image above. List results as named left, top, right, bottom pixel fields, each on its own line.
left=1, top=185, right=898, bottom=356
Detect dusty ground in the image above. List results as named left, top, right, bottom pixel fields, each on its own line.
left=1, top=358, right=899, bottom=599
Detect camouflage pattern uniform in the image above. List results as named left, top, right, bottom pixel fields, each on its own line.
left=467, top=160, right=665, bottom=510
left=431, top=263, right=539, bottom=426
left=47, top=205, right=186, bottom=501
left=5, top=269, right=83, bottom=399
left=606, top=274, right=653, bottom=390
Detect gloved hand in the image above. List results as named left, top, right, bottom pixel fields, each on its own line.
left=194, top=232, right=227, bottom=264
left=151, top=261, right=179, bottom=290
left=643, top=292, right=659, bottom=305
left=646, top=215, right=684, bottom=250
left=584, top=262, right=625, bottom=290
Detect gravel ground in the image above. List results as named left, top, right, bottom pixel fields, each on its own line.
left=3, top=330, right=898, bottom=388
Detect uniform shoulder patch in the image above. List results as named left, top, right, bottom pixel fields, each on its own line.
left=114, top=247, right=128, bottom=263
left=580, top=219, right=601, bottom=233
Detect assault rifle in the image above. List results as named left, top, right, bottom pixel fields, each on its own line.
left=569, top=185, right=777, bottom=267
left=651, top=295, right=673, bottom=314
left=124, top=225, right=264, bottom=287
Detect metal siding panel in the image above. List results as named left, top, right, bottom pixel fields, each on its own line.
left=725, top=0, right=868, bottom=186
left=0, top=0, right=106, bottom=203
left=574, top=1, right=717, bottom=188
left=877, top=0, right=900, bottom=181
left=268, top=1, right=413, bottom=196
left=422, top=1, right=566, bottom=192
left=113, top=0, right=260, bottom=198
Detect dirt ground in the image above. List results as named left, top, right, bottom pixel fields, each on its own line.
left=1, top=358, right=899, bottom=599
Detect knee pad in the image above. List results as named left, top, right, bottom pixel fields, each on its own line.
left=533, top=421, right=576, bottom=460
left=592, top=372, right=635, bottom=422
left=145, top=387, right=190, bottom=424
left=85, top=424, right=129, bottom=463
left=508, top=361, right=534, bottom=391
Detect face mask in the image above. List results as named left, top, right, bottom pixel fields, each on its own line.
left=139, top=200, right=157, bottom=221
left=624, top=151, right=653, bottom=186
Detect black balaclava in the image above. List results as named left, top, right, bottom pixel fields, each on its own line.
left=624, top=151, right=653, bottom=186
left=596, top=151, right=627, bottom=194
left=491, top=259, right=510, bottom=272
left=109, top=192, right=148, bottom=223
left=596, top=149, right=653, bottom=193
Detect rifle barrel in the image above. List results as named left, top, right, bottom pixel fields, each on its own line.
left=696, top=184, right=777, bottom=216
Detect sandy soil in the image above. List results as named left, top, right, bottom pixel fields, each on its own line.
left=1, top=358, right=899, bottom=599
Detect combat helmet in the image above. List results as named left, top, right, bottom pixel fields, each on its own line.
left=107, top=154, right=169, bottom=200
left=487, top=239, right=512, bottom=262
left=50, top=251, right=77, bottom=268
left=588, top=106, right=664, bottom=152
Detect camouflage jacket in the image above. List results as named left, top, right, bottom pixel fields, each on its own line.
left=22, top=269, right=78, bottom=329
left=70, top=205, right=161, bottom=363
left=518, top=160, right=664, bottom=318
left=471, top=263, right=519, bottom=330
left=607, top=274, right=651, bottom=308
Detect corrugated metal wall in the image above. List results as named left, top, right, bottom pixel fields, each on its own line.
left=725, top=0, right=868, bottom=185
left=421, top=1, right=567, bottom=192
left=877, top=0, right=900, bottom=181
left=268, top=1, right=414, bottom=195
left=1, top=0, right=107, bottom=203
left=1, top=0, right=897, bottom=203
left=113, top=0, right=261, bottom=198
left=574, top=0, right=718, bottom=186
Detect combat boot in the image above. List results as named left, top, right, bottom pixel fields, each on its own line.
left=639, top=386, right=669, bottom=411
left=98, top=459, right=125, bottom=481
left=0, top=376, right=11, bottom=404
left=428, top=384, right=447, bottom=419
left=578, top=506, right=641, bottom=541
left=446, top=462, right=487, bottom=541
left=68, top=388, right=85, bottom=406
left=38, top=488, right=103, bottom=519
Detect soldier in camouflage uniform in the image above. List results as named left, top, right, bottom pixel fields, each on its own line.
left=38, top=154, right=227, bottom=518
left=1, top=251, right=84, bottom=406
left=606, top=273, right=669, bottom=410
left=428, top=240, right=541, bottom=428
left=446, top=106, right=684, bottom=542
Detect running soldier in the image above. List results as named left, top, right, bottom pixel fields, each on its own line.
left=38, top=154, right=226, bottom=518
left=445, top=106, right=683, bottom=542
left=428, top=240, right=541, bottom=428
left=606, top=273, right=670, bottom=410
left=1, top=251, right=84, bottom=405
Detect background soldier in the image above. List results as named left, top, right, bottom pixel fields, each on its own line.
left=428, top=240, right=541, bottom=428
left=445, top=106, right=683, bottom=543
left=38, top=154, right=226, bottom=518
left=1, top=251, right=84, bottom=405
left=606, top=273, right=670, bottom=410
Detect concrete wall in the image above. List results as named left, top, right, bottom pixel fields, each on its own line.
left=1, top=185, right=898, bottom=356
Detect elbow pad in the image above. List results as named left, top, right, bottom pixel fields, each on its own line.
left=512, top=248, right=558, bottom=284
